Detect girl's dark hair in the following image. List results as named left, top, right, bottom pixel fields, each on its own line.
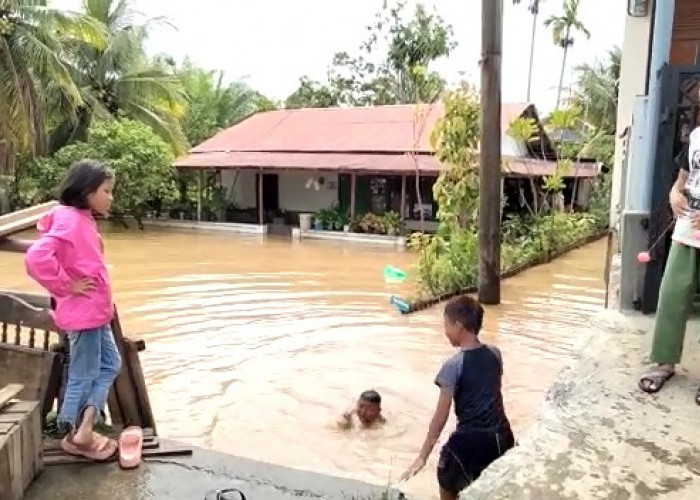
left=444, top=295, right=484, bottom=335
left=59, top=159, right=114, bottom=209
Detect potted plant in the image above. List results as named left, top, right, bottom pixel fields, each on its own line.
left=314, top=207, right=334, bottom=230
left=381, top=211, right=404, bottom=236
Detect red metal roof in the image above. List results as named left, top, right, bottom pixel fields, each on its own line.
left=189, top=103, right=532, bottom=155
left=174, top=103, right=599, bottom=178
left=175, top=151, right=599, bottom=178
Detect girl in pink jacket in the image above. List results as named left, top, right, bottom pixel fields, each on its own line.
left=25, top=159, right=120, bottom=461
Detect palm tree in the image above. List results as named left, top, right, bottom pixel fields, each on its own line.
left=0, top=0, right=104, bottom=157
left=544, top=0, right=590, bottom=110
left=513, top=0, right=544, bottom=103
left=50, top=0, right=187, bottom=154
left=570, top=46, right=621, bottom=133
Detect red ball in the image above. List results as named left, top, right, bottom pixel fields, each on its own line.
left=637, top=251, right=651, bottom=263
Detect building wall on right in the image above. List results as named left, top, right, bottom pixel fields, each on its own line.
left=610, top=10, right=653, bottom=228
left=670, top=0, right=700, bottom=66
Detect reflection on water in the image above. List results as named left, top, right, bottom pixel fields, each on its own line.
left=0, top=228, right=606, bottom=499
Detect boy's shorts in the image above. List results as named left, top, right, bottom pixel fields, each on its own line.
left=437, top=427, right=514, bottom=494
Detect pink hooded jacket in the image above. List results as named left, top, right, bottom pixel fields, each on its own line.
left=25, top=205, right=113, bottom=331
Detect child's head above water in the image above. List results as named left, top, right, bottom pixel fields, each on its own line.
left=356, top=389, right=382, bottom=427
left=443, top=295, right=484, bottom=347
left=59, top=159, right=115, bottom=216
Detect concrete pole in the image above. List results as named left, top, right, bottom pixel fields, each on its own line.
left=478, top=0, right=504, bottom=305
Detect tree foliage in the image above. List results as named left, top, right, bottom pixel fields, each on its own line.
left=19, top=119, right=176, bottom=219
left=48, top=0, right=188, bottom=154
left=569, top=47, right=620, bottom=134
left=178, top=59, right=277, bottom=145
left=285, top=1, right=454, bottom=109
left=0, top=0, right=105, bottom=155
left=545, top=0, right=591, bottom=109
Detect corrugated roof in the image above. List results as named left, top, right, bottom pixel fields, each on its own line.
left=174, top=151, right=600, bottom=178
left=190, top=103, right=532, bottom=155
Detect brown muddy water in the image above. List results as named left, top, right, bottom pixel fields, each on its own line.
left=0, top=228, right=606, bottom=499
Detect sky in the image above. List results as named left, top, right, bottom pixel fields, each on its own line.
left=53, top=0, right=626, bottom=114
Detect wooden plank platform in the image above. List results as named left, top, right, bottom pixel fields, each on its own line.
left=0, top=202, right=57, bottom=238
left=42, top=431, right=192, bottom=466
left=0, top=394, right=42, bottom=500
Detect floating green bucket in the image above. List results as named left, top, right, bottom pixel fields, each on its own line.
left=383, top=265, right=407, bottom=283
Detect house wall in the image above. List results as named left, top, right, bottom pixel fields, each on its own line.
left=610, top=9, right=654, bottom=228
left=278, top=171, right=339, bottom=212
left=221, top=170, right=257, bottom=209
left=219, top=169, right=340, bottom=213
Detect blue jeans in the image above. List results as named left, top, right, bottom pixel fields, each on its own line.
left=58, top=325, right=122, bottom=430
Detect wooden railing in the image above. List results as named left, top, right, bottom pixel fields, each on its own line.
left=0, top=290, right=156, bottom=434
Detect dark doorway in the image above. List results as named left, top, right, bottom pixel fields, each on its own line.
left=257, top=173, right=280, bottom=213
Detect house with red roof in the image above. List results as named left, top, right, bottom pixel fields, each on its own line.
left=174, top=103, right=600, bottom=230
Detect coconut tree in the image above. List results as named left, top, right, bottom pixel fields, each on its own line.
left=49, top=0, right=187, bottom=154
left=544, top=0, right=590, bottom=110
left=513, top=0, right=544, bottom=103
left=570, top=46, right=621, bottom=133
left=0, top=0, right=104, bottom=156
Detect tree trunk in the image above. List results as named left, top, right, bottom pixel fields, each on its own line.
left=526, top=5, right=539, bottom=102
left=555, top=28, right=571, bottom=110
left=478, top=0, right=503, bottom=305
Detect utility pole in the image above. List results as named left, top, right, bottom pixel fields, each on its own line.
left=478, top=0, right=503, bottom=305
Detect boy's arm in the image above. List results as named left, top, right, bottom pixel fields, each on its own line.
left=337, top=411, right=354, bottom=430
left=418, top=389, right=452, bottom=459
left=400, top=389, right=452, bottom=481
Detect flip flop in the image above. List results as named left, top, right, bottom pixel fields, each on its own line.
left=205, top=488, right=247, bottom=500
left=61, top=433, right=117, bottom=461
left=638, top=367, right=675, bottom=394
left=118, top=426, right=144, bottom=469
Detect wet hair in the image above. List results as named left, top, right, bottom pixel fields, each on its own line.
left=359, top=390, right=381, bottom=405
left=444, top=295, right=484, bottom=335
left=58, top=159, right=114, bottom=209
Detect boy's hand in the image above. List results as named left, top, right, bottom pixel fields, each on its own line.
left=399, top=456, right=426, bottom=482
left=70, top=277, right=96, bottom=296
left=670, top=189, right=689, bottom=217
left=691, top=212, right=700, bottom=230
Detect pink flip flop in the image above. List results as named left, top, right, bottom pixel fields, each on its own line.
left=61, top=433, right=117, bottom=461
left=118, top=426, right=143, bottom=469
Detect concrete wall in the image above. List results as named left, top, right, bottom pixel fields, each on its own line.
left=610, top=11, right=653, bottom=228
left=278, top=171, right=339, bottom=212
left=219, top=170, right=340, bottom=213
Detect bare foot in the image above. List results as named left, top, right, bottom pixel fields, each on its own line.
left=73, top=406, right=97, bottom=446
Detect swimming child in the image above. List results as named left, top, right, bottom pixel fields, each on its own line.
left=25, top=159, right=121, bottom=460
left=337, top=390, right=386, bottom=430
left=400, top=296, right=514, bottom=499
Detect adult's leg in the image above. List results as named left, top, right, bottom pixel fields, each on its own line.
left=641, top=244, right=698, bottom=392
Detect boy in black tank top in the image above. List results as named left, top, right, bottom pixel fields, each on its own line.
left=400, top=296, right=514, bottom=499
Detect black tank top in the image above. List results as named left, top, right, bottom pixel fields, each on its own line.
left=454, top=345, right=510, bottom=432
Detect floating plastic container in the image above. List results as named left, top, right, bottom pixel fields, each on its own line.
left=390, top=295, right=410, bottom=314
left=383, top=265, right=407, bottom=283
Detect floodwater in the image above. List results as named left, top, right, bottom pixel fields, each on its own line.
left=0, top=228, right=607, bottom=499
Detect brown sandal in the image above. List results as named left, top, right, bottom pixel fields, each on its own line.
left=638, top=367, right=675, bottom=394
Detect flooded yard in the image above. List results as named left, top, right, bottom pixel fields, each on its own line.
left=0, top=228, right=607, bottom=498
